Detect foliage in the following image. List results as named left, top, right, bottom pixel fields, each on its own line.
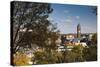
left=91, top=33, right=97, bottom=44
left=33, top=50, right=63, bottom=64
left=12, top=1, right=54, bottom=53
left=33, top=51, right=48, bottom=64
left=64, top=45, right=84, bottom=62
left=32, top=45, right=97, bottom=64
left=82, top=45, right=97, bottom=61
left=11, top=2, right=97, bottom=65
left=13, top=52, right=32, bottom=66
left=92, top=6, right=97, bottom=15
left=12, top=1, right=59, bottom=65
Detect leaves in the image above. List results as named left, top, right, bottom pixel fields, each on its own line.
left=13, top=52, right=32, bottom=66
left=12, top=1, right=54, bottom=53
left=83, top=45, right=97, bottom=61
left=91, top=33, right=97, bottom=44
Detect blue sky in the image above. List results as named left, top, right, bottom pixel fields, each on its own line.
left=49, top=3, right=97, bottom=34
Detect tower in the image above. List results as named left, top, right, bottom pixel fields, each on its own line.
left=77, top=23, right=81, bottom=38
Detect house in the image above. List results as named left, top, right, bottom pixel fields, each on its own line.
left=72, top=38, right=87, bottom=47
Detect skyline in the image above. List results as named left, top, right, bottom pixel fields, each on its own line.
left=49, top=3, right=97, bottom=34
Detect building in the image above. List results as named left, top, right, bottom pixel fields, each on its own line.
left=66, top=34, right=76, bottom=40
left=77, top=23, right=81, bottom=38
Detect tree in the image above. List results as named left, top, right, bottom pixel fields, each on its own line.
left=89, top=6, right=97, bottom=15
left=33, top=50, right=63, bottom=64
left=82, top=46, right=97, bottom=61
left=91, top=33, right=97, bottom=45
left=92, top=7, right=97, bottom=15
left=65, top=45, right=84, bottom=62
left=11, top=1, right=55, bottom=65
left=11, top=1, right=60, bottom=65
left=13, top=52, right=32, bottom=66
left=11, top=1, right=53, bottom=53
left=33, top=51, right=48, bottom=64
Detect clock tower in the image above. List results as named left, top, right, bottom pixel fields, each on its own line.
left=77, top=23, right=81, bottom=38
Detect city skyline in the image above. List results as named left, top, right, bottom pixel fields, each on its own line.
left=49, top=3, right=97, bottom=34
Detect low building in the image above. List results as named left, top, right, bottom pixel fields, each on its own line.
left=66, top=34, right=75, bottom=40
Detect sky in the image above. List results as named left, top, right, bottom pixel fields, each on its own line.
left=49, top=3, right=97, bottom=34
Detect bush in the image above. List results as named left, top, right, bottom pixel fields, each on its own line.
left=13, top=52, right=32, bottom=66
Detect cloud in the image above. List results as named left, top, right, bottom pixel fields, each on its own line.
left=63, top=10, right=69, bottom=14
left=75, top=16, right=80, bottom=19
left=65, top=16, right=73, bottom=23
left=61, top=18, right=73, bottom=23
left=47, top=17, right=53, bottom=21
left=53, top=10, right=57, bottom=13
left=58, top=16, right=73, bottom=23
left=65, top=19, right=72, bottom=23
